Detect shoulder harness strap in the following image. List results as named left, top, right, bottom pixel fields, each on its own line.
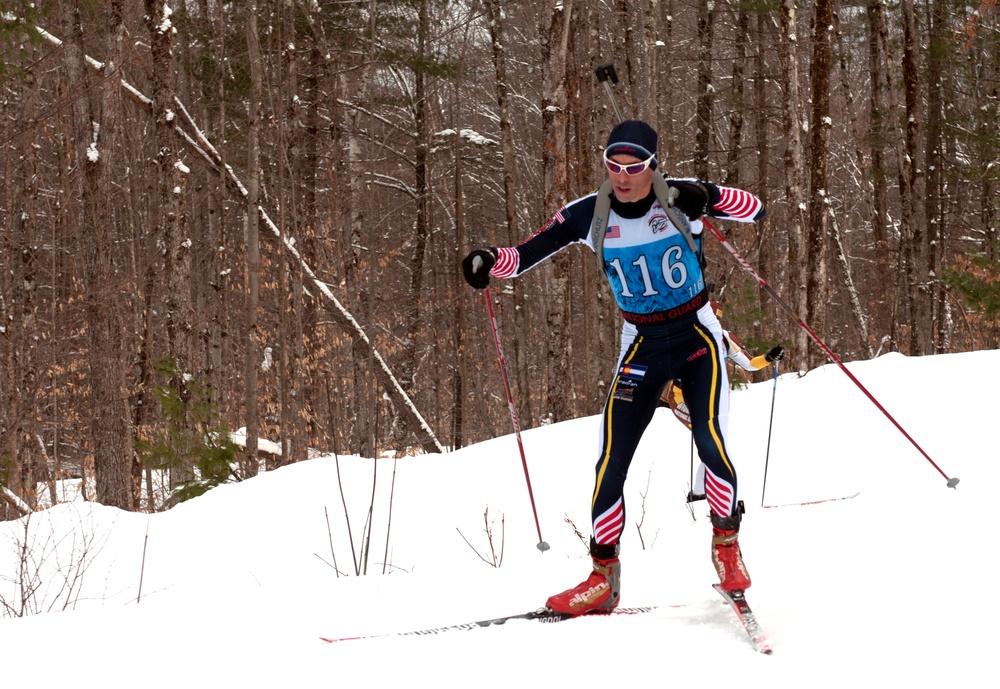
left=589, top=176, right=699, bottom=272
left=589, top=180, right=615, bottom=269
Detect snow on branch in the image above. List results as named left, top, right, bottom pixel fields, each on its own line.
left=435, top=128, right=499, bottom=147
left=1, top=485, right=31, bottom=516
left=230, top=428, right=282, bottom=457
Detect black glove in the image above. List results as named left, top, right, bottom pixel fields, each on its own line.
left=462, top=248, right=497, bottom=289
left=765, top=345, right=785, bottom=363
left=668, top=180, right=710, bottom=220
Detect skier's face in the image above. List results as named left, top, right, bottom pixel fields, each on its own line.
left=606, top=153, right=654, bottom=204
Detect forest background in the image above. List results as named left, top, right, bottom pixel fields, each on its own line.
left=0, top=0, right=997, bottom=516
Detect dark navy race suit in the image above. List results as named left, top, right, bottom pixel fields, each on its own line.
left=488, top=177, right=765, bottom=546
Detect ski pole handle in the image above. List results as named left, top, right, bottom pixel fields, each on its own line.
left=594, top=62, right=625, bottom=123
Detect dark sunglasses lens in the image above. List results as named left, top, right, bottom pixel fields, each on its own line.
left=624, top=163, right=646, bottom=174
left=606, top=161, right=623, bottom=174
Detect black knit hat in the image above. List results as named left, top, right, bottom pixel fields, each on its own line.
left=605, top=120, right=658, bottom=168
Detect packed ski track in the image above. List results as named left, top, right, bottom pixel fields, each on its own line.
left=0, top=350, right=995, bottom=687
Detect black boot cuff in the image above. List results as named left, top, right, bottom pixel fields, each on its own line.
left=589, top=537, right=620, bottom=560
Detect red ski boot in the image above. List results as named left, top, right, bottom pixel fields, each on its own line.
left=546, top=540, right=620, bottom=615
left=711, top=505, right=751, bottom=592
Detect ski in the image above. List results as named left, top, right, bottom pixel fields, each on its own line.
left=713, top=584, right=773, bottom=654
left=320, top=606, right=661, bottom=643
left=762, top=491, right=860, bottom=509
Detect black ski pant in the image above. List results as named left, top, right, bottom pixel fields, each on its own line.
left=591, top=313, right=738, bottom=546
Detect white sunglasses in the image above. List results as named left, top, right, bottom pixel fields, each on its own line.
left=603, top=152, right=656, bottom=176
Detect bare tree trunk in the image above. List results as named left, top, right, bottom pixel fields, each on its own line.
left=243, top=7, right=262, bottom=477
left=871, top=0, right=923, bottom=354
left=452, top=126, right=467, bottom=450
left=695, top=0, right=716, bottom=179
left=292, top=34, right=321, bottom=459
left=900, top=0, right=928, bottom=354
left=485, top=0, right=532, bottom=426
left=486, top=0, right=517, bottom=247
left=923, top=0, right=946, bottom=351
left=145, top=0, right=191, bottom=494
left=145, top=0, right=191, bottom=387
left=661, top=0, right=678, bottom=160
left=541, top=2, right=574, bottom=424
left=806, top=0, right=834, bottom=369
left=778, top=0, right=809, bottom=363
left=866, top=0, right=890, bottom=253
left=338, top=66, right=374, bottom=457
left=612, top=0, right=632, bottom=117
left=724, top=0, right=750, bottom=188
left=869, top=0, right=905, bottom=349
left=209, top=0, right=228, bottom=401
left=275, top=5, right=294, bottom=469
left=401, top=0, right=432, bottom=399
left=62, top=0, right=134, bottom=509
left=834, top=11, right=875, bottom=358
left=570, top=0, right=610, bottom=415
left=753, top=11, right=773, bottom=318
left=622, top=0, right=656, bottom=123
left=643, top=0, right=660, bottom=129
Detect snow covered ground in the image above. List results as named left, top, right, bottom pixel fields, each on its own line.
left=0, top=350, right=994, bottom=687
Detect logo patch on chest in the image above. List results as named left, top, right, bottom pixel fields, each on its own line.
left=649, top=213, right=671, bottom=234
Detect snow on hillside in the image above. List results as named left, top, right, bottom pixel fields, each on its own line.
left=0, top=350, right=995, bottom=687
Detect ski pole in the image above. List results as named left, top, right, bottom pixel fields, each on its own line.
left=702, top=218, right=959, bottom=489
left=479, top=279, right=550, bottom=552
left=689, top=432, right=695, bottom=497
left=684, top=432, right=699, bottom=521
left=760, top=361, right=779, bottom=507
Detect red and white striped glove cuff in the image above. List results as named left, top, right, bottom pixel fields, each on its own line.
left=713, top=187, right=762, bottom=220
left=491, top=247, right=519, bottom=278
